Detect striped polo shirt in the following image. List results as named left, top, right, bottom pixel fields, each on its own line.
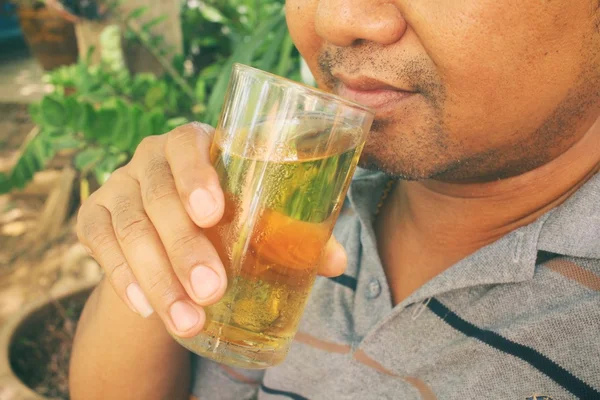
left=190, top=169, right=600, bottom=400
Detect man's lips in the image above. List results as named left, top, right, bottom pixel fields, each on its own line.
left=333, top=75, right=416, bottom=110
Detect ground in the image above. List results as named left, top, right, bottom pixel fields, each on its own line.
left=0, top=42, right=49, bottom=104
left=0, top=46, right=101, bottom=400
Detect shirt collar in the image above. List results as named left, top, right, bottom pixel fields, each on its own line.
left=537, top=171, right=600, bottom=259
left=348, top=169, right=600, bottom=304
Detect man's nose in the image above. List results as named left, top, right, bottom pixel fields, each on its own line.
left=314, top=0, right=407, bottom=47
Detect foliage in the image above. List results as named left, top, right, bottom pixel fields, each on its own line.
left=0, top=0, right=304, bottom=194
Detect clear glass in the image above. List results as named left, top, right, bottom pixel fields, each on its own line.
left=174, top=64, right=374, bottom=368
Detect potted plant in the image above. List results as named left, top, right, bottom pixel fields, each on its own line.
left=0, top=282, right=96, bottom=400
left=0, top=2, right=305, bottom=398
left=8, top=0, right=79, bottom=70
left=0, top=0, right=302, bottom=197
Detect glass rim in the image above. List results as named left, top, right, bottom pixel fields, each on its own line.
left=233, top=63, right=375, bottom=116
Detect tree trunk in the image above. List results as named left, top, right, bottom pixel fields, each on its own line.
left=120, top=0, right=183, bottom=75
left=74, top=0, right=183, bottom=76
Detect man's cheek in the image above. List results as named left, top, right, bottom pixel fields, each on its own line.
left=286, top=0, right=322, bottom=60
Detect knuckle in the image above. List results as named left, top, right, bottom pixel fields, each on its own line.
left=88, top=229, right=117, bottom=252
left=107, top=259, right=130, bottom=283
left=144, top=181, right=178, bottom=206
left=167, top=231, right=205, bottom=264
left=167, top=122, right=214, bottom=149
left=146, top=270, right=179, bottom=301
left=187, top=121, right=215, bottom=138
left=110, top=166, right=129, bottom=180
left=129, top=137, right=162, bottom=170
left=144, top=153, right=170, bottom=180
left=167, top=123, right=194, bottom=142
left=169, top=232, right=199, bottom=253
left=115, top=215, right=154, bottom=245
left=111, top=195, right=133, bottom=217
left=77, top=204, right=105, bottom=243
left=138, top=135, right=161, bottom=151
left=110, top=198, right=154, bottom=245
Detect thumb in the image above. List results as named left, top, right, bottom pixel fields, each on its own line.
left=318, top=235, right=348, bottom=277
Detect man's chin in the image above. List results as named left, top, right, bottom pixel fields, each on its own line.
left=357, top=148, right=470, bottom=181
left=358, top=155, right=432, bottom=181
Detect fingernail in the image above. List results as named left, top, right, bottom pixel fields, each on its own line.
left=126, top=283, right=154, bottom=318
left=170, top=301, right=200, bottom=332
left=191, top=265, right=220, bottom=301
left=189, top=188, right=217, bottom=222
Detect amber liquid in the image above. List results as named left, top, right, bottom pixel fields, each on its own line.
left=175, top=128, right=363, bottom=368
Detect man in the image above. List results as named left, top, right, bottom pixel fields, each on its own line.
left=70, top=0, right=600, bottom=399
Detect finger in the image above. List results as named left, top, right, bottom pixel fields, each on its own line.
left=99, top=169, right=206, bottom=338
left=318, top=235, right=348, bottom=277
left=129, top=143, right=227, bottom=307
left=77, top=198, right=153, bottom=318
left=164, top=122, right=225, bottom=228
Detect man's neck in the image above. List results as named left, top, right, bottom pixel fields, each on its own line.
left=377, top=118, right=600, bottom=305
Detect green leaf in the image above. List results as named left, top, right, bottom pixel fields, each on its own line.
left=88, top=106, right=120, bottom=145
left=166, top=117, right=189, bottom=131
left=257, top=21, right=287, bottom=71
left=78, top=102, right=95, bottom=134
left=0, top=172, right=11, bottom=194
left=28, top=102, right=43, bottom=125
left=93, top=152, right=128, bottom=184
left=74, top=147, right=106, bottom=171
left=85, top=45, right=97, bottom=65
left=124, top=29, right=137, bottom=42
left=150, top=111, right=167, bottom=135
left=11, top=158, right=33, bottom=189
left=132, top=109, right=164, bottom=151
left=198, top=63, right=223, bottom=81
left=64, top=96, right=81, bottom=131
left=195, top=78, right=207, bottom=104
left=206, top=10, right=286, bottom=125
left=41, top=96, right=69, bottom=128
left=167, top=87, right=179, bottom=112
left=2, top=131, right=57, bottom=193
left=111, top=99, right=135, bottom=152
left=131, top=73, right=157, bottom=100
left=145, top=82, right=167, bottom=109
left=199, top=4, right=226, bottom=23
left=100, top=25, right=127, bottom=72
left=127, top=104, right=144, bottom=153
left=48, top=128, right=70, bottom=138
left=31, top=137, right=53, bottom=164
left=127, top=6, right=149, bottom=21
left=275, top=32, right=295, bottom=77
left=142, top=15, right=168, bottom=31
left=52, top=136, right=83, bottom=151
left=150, top=36, right=165, bottom=47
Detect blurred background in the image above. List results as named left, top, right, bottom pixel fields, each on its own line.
left=0, top=1, right=310, bottom=398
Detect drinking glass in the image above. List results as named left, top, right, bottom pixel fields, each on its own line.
left=174, top=64, right=374, bottom=368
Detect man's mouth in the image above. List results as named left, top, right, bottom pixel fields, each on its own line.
left=333, top=74, right=416, bottom=111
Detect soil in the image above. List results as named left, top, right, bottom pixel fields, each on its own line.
left=9, top=291, right=90, bottom=400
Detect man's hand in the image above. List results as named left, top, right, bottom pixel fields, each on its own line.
left=76, top=122, right=348, bottom=338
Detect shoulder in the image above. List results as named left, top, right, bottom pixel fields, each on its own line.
left=417, top=255, right=600, bottom=399
left=468, top=254, right=600, bottom=361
